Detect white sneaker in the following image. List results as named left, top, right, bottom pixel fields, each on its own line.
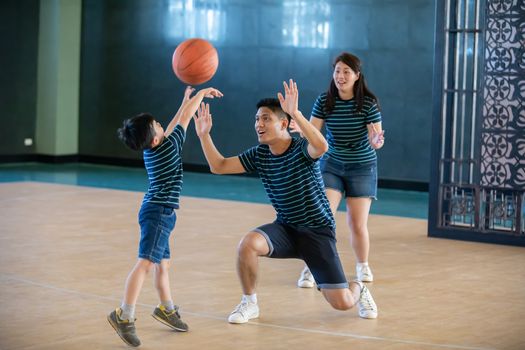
left=355, top=281, right=378, bottom=319
left=356, top=264, right=374, bottom=282
left=297, top=266, right=315, bottom=288
left=228, top=301, right=259, bottom=324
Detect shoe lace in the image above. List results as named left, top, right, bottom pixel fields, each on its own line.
left=301, top=269, right=313, bottom=281
left=116, top=315, right=137, bottom=333
left=359, top=287, right=375, bottom=311
left=232, top=302, right=251, bottom=316
left=165, top=307, right=182, bottom=320
left=358, top=265, right=371, bottom=276
left=121, top=322, right=137, bottom=333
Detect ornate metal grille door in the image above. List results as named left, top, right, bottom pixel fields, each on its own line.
left=429, top=0, right=525, bottom=246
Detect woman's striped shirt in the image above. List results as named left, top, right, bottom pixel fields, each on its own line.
left=311, top=93, right=382, bottom=164
left=239, top=137, right=335, bottom=230
left=142, top=125, right=186, bottom=209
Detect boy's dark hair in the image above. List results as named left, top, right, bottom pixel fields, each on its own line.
left=117, top=113, right=156, bottom=151
left=256, top=98, right=291, bottom=125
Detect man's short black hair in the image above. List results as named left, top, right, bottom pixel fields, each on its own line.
left=117, top=113, right=156, bottom=151
left=256, top=98, right=291, bottom=124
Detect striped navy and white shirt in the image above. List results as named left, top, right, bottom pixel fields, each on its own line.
left=142, top=125, right=186, bottom=209
left=312, top=93, right=382, bottom=164
left=239, top=137, right=335, bottom=230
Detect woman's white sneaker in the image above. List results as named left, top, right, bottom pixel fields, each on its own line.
left=356, top=264, right=374, bottom=282
left=297, top=266, right=315, bottom=288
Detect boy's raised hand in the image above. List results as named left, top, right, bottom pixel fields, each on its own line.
left=176, top=87, right=222, bottom=132
left=194, top=102, right=213, bottom=138
left=183, top=86, right=195, bottom=101
left=198, top=87, right=223, bottom=99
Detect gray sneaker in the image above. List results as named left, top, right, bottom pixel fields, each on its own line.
left=151, top=305, right=189, bottom=332
left=107, top=308, right=141, bottom=347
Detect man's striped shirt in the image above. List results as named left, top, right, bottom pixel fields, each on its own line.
left=312, top=93, right=382, bottom=164
left=142, top=124, right=185, bottom=209
left=239, top=138, right=335, bottom=230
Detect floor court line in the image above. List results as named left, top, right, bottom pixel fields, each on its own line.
left=1, top=274, right=497, bottom=350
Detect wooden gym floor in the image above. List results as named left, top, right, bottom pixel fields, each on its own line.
left=0, top=181, right=524, bottom=350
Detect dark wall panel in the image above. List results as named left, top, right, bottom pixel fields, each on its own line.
left=0, top=0, right=39, bottom=155
left=80, top=0, right=435, bottom=183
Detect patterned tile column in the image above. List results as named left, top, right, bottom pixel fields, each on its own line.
left=481, top=0, right=525, bottom=188
left=480, top=0, right=524, bottom=233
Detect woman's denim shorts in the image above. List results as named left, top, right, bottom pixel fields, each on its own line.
left=320, top=157, right=377, bottom=199
left=137, top=202, right=177, bottom=264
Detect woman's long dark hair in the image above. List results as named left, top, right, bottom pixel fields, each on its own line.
left=325, top=52, right=380, bottom=114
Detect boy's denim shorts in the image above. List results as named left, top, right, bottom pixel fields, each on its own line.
left=138, top=202, right=176, bottom=264
left=320, top=157, right=377, bottom=199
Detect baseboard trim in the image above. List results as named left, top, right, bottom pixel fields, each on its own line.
left=428, top=228, right=525, bottom=247
left=0, top=154, right=78, bottom=163
left=378, top=179, right=428, bottom=192
left=79, top=155, right=144, bottom=167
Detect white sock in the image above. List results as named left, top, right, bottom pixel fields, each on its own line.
left=242, top=294, right=257, bottom=304
left=357, top=262, right=369, bottom=267
left=161, top=300, right=175, bottom=312
left=120, top=303, right=135, bottom=321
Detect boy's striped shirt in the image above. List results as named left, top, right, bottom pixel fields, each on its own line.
left=142, top=125, right=185, bottom=209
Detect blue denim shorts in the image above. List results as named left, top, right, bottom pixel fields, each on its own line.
left=254, top=222, right=348, bottom=290
left=320, top=157, right=377, bottom=199
left=138, top=202, right=176, bottom=264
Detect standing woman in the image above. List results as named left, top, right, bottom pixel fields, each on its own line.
left=295, top=52, right=385, bottom=288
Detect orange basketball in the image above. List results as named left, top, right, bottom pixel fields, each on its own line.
left=172, top=38, right=219, bottom=85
